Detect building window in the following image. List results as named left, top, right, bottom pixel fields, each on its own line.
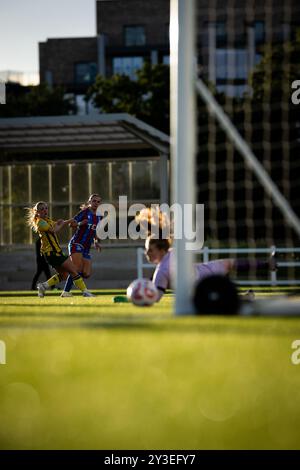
left=75, top=62, right=97, bottom=85
left=216, top=21, right=227, bottom=46
left=216, top=84, right=248, bottom=98
left=113, top=57, right=144, bottom=80
left=255, top=53, right=262, bottom=66
left=216, top=49, right=248, bottom=80
left=215, top=49, right=248, bottom=98
left=254, top=21, right=265, bottom=44
left=45, top=70, right=53, bottom=87
left=124, top=26, right=146, bottom=46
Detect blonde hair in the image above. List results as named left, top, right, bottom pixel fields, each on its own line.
left=136, top=206, right=173, bottom=246
left=80, top=194, right=102, bottom=210
left=25, top=201, right=48, bottom=232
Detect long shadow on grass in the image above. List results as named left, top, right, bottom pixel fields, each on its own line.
left=1, top=288, right=299, bottom=297
left=1, top=313, right=300, bottom=336
left=0, top=303, right=128, bottom=309
left=0, top=291, right=126, bottom=297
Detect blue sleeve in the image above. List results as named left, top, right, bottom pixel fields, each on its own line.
left=74, top=210, right=86, bottom=223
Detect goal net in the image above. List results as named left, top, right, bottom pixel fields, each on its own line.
left=170, top=0, right=300, bottom=314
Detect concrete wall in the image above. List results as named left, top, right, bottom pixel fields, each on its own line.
left=0, top=246, right=151, bottom=291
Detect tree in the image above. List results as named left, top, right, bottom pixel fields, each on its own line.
left=86, top=63, right=170, bottom=133
left=249, top=34, right=300, bottom=158
left=0, top=82, right=76, bottom=117
left=250, top=33, right=300, bottom=103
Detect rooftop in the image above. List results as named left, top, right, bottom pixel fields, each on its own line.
left=0, top=113, right=169, bottom=155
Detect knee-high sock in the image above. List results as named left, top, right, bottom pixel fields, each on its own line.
left=63, top=272, right=84, bottom=292
left=63, top=274, right=74, bottom=293
left=46, top=273, right=63, bottom=288
left=72, top=274, right=87, bottom=292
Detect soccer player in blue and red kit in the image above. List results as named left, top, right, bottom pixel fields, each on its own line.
left=61, top=194, right=102, bottom=297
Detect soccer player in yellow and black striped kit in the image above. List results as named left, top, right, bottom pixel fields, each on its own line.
left=26, top=201, right=94, bottom=297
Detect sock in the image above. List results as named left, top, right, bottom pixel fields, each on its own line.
left=72, top=274, right=87, bottom=292
left=234, top=259, right=269, bottom=272
left=63, top=272, right=83, bottom=293
left=63, top=274, right=74, bottom=293
left=46, top=273, right=62, bottom=288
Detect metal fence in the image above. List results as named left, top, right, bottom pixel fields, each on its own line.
left=137, top=246, right=300, bottom=286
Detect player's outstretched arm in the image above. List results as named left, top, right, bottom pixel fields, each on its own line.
left=64, top=218, right=76, bottom=226
left=52, top=219, right=64, bottom=232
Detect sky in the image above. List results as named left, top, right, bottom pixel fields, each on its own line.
left=0, top=0, right=96, bottom=75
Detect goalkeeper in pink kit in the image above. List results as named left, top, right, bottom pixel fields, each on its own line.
left=140, top=209, right=276, bottom=303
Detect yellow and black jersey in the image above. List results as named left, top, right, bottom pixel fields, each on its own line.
left=36, top=217, right=62, bottom=255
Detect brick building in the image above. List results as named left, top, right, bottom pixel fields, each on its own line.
left=39, top=0, right=300, bottom=101
left=96, top=0, right=169, bottom=78
left=39, top=37, right=99, bottom=94
left=39, top=0, right=170, bottom=110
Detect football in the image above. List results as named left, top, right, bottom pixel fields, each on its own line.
left=127, top=278, right=159, bottom=306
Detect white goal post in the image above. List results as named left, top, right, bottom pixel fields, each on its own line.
left=170, top=0, right=197, bottom=315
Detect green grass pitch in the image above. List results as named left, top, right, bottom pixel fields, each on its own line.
left=1, top=289, right=300, bottom=450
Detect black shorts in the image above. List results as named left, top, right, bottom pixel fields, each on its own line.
left=45, top=252, right=69, bottom=268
